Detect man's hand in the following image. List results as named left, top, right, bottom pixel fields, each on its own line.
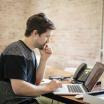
left=44, top=80, right=62, bottom=92
left=39, top=44, right=52, bottom=61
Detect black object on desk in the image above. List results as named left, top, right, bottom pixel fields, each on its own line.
left=49, top=76, right=71, bottom=81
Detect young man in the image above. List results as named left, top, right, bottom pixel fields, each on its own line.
left=0, top=13, right=62, bottom=104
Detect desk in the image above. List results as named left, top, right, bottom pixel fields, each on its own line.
left=42, top=80, right=87, bottom=104
left=43, top=68, right=87, bottom=104
left=44, top=93, right=86, bottom=104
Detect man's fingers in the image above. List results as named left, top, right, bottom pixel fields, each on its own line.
left=45, top=47, right=52, bottom=54
left=51, top=80, right=62, bottom=88
left=46, top=49, right=52, bottom=54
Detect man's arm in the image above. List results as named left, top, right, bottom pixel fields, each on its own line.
left=11, top=79, right=61, bottom=96
left=36, top=58, right=47, bottom=85
left=36, top=45, right=52, bottom=84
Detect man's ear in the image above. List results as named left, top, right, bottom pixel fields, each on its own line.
left=31, top=30, right=39, bottom=40
left=32, top=30, right=38, bottom=36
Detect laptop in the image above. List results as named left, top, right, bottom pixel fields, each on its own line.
left=53, top=62, right=104, bottom=95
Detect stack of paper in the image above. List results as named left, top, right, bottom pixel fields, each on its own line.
left=83, top=93, right=104, bottom=104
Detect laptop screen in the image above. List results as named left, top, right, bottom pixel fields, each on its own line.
left=85, top=62, right=104, bottom=91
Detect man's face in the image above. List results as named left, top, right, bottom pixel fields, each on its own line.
left=35, top=29, right=51, bottom=49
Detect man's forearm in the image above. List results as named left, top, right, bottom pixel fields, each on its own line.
left=11, top=79, right=49, bottom=96
left=36, top=58, right=47, bottom=84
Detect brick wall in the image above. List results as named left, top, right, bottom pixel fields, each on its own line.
left=0, top=0, right=103, bottom=69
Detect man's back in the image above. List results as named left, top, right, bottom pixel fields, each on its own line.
left=0, top=40, right=38, bottom=104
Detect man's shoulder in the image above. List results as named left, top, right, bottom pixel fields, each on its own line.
left=2, top=40, right=23, bottom=56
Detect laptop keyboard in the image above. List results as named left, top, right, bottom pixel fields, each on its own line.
left=67, top=85, right=83, bottom=93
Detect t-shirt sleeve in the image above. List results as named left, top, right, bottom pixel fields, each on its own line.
left=2, top=46, right=27, bottom=81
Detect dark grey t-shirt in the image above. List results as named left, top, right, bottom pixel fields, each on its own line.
left=0, top=40, right=38, bottom=104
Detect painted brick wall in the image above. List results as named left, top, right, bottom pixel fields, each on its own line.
left=0, top=0, right=103, bottom=69
left=0, top=0, right=30, bottom=51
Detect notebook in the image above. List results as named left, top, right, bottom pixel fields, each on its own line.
left=53, top=62, right=104, bottom=95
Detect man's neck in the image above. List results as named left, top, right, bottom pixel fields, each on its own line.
left=22, top=37, right=35, bottom=50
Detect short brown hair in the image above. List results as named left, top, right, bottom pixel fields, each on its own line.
left=25, top=13, right=55, bottom=37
